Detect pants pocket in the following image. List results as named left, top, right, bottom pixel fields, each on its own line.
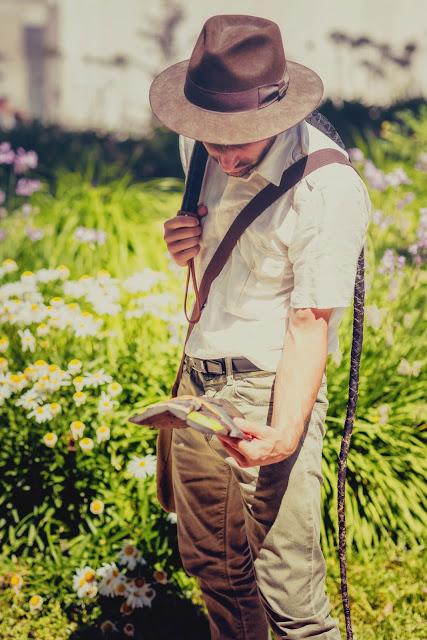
left=233, top=372, right=276, bottom=407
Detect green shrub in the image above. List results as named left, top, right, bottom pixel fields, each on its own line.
left=0, top=107, right=426, bottom=636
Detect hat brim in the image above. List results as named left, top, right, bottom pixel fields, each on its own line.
left=149, top=59, right=324, bottom=144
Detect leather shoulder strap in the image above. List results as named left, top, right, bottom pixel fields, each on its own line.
left=193, top=148, right=358, bottom=322
left=172, top=147, right=357, bottom=396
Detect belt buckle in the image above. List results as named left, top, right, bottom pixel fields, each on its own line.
left=187, top=356, right=206, bottom=373
left=206, top=359, right=224, bottom=375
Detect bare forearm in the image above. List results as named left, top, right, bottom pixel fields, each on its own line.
left=270, top=309, right=330, bottom=453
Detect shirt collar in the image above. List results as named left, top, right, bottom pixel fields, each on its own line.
left=251, top=122, right=304, bottom=186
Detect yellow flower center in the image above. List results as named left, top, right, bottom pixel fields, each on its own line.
left=84, top=570, right=95, bottom=582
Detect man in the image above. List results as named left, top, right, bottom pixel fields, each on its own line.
left=149, top=14, right=371, bottom=640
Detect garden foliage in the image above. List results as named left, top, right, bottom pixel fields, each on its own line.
left=0, top=107, right=425, bottom=636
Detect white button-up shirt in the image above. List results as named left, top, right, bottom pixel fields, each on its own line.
left=180, top=119, right=371, bottom=372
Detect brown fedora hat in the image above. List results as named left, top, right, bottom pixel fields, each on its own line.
left=149, top=14, right=324, bottom=145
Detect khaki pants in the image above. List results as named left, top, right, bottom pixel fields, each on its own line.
left=171, top=355, right=341, bottom=640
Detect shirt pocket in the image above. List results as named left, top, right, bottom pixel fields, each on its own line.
left=223, top=239, right=291, bottom=319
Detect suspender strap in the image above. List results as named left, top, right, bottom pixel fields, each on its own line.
left=172, top=147, right=359, bottom=396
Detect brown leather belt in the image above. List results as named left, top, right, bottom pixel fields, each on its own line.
left=184, top=354, right=261, bottom=375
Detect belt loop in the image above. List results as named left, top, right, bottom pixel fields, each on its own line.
left=224, top=357, right=234, bottom=386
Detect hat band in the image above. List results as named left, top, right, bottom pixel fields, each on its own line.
left=184, top=69, right=290, bottom=113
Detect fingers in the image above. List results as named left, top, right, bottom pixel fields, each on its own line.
left=166, top=226, right=201, bottom=247
left=233, top=417, right=270, bottom=438
left=173, top=244, right=201, bottom=266
left=164, top=211, right=204, bottom=266
left=165, top=214, right=200, bottom=230
left=217, top=437, right=249, bottom=467
left=197, top=203, right=208, bottom=216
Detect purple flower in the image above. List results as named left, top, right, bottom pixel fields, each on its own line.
left=396, top=192, right=415, bottom=210
left=385, top=167, right=411, bottom=188
left=22, top=203, right=32, bottom=216
left=74, top=226, right=107, bottom=245
left=378, top=249, right=406, bottom=276
left=348, top=148, right=364, bottom=163
left=14, top=147, right=38, bottom=174
left=0, top=229, right=7, bottom=241
left=364, top=160, right=388, bottom=191
left=0, top=190, right=5, bottom=205
left=96, top=230, right=107, bottom=245
left=0, top=142, right=15, bottom=164
left=25, top=226, right=45, bottom=241
left=15, top=178, right=41, bottom=196
left=408, top=208, right=427, bottom=265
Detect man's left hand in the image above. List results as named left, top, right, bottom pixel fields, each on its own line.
left=216, top=417, right=299, bottom=467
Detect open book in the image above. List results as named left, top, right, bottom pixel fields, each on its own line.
left=128, top=394, right=251, bottom=439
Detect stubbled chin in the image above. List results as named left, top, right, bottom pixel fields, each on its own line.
left=227, top=166, right=254, bottom=178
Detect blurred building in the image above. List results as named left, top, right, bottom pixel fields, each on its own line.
left=0, top=0, right=426, bottom=135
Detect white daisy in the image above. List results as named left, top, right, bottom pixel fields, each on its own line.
left=117, top=543, right=144, bottom=571
left=72, top=376, right=85, bottom=391
left=15, top=389, right=41, bottom=410
left=72, top=566, right=98, bottom=598
left=100, top=620, right=118, bottom=634
left=127, top=454, right=156, bottom=480
left=79, top=437, right=94, bottom=452
left=166, top=512, right=178, bottom=524
left=49, top=402, right=61, bottom=417
left=0, top=337, right=9, bottom=352
left=84, top=370, right=112, bottom=388
left=107, top=381, right=122, bottom=397
left=57, top=264, right=70, bottom=280
left=18, top=328, right=36, bottom=352
left=43, top=432, right=58, bottom=447
left=9, top=573, right=23, bottom=593
left=96, top=424, right=110, bottom=443
left=7, top=372, right=28, bottom=392
left=122, top=268, right=166, bottom=294
left=70, top=420, right=85, bottom=439
left=153, top=569, right=168, bottom=584
left=28, top=404, right=53, bottom=423
left=90, top=499, right=104, bottom=515
left=96, top=562, right=124, bottom=598
left=36, top=323, right=49, bottom=336
left=28, top=594, right=43, bottom=612
left=126, top=581, right=156, bottom=608
left=98, top=391, right=115, bottom=413
left=73, top=391, right=87, bottom=406
left=68, top=359, right=82, bottom=374
left=2, top=259, right=18, bottom=273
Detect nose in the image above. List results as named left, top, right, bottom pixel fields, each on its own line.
left=218, top=150, right=241, bottom=173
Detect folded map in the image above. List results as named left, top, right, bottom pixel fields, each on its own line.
left=128, top=394, right=250, bottom=439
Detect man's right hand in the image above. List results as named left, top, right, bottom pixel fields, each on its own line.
left=163, top=204, right=208, bottom=266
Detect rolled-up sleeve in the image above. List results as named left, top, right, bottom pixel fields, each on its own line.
left=288, top=176, right=371, bottom=309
